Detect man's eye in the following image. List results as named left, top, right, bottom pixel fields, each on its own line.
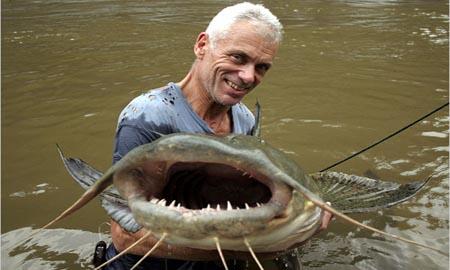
left=231, top=54, right=244, bottom=63
left=256, top=64, right=270, bottom=74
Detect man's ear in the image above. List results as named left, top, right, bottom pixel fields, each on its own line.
left=194, top=32, right=209, bottom=59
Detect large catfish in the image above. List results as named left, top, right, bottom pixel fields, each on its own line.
left=40, top=104, right=446, bottom=269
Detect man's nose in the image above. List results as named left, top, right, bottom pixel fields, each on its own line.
left=238, top=64, right=256, bottom=85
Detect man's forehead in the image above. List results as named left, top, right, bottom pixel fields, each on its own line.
left=213, top=23, right=278, bottom=57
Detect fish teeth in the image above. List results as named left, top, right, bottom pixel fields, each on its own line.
left=150, top=198, right=158, bottom=204
left=168, top=200, right=176, bottom=208
left=245, top=203, right=250, bottom=210
left=177, top=203, right=181, bottom=209
left=206, top=204, right=211, bottom=210
left=256, top=203, right=262, bottom=207
left=217, top=204, right=221, bottom=211
left=158, top=199, right=167, bottom=206
left=227, top=201, right=232, bottom=211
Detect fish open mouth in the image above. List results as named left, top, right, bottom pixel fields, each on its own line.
left=157, top=162, right=287, bottom=212
left=121, top=159, right=304, bottom=250
left=125, top=160, right=294, bottom=219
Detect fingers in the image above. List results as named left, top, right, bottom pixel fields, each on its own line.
left=319, top=202, right=334, bottom=231
left=320, top=211, right=333, bottom=230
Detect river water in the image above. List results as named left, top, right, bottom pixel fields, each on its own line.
left=2, top=1, right=448, bottom=269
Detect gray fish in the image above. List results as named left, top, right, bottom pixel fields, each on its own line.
left=56, top=134, right=429, bottom=249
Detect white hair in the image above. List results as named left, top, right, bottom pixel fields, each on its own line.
left=205, top=2, right=283, bottom=48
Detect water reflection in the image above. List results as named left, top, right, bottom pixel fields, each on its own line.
left=2, top=227, right=105, bottom=270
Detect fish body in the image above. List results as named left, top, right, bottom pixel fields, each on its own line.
left=58, top=132, right=428, bottom=254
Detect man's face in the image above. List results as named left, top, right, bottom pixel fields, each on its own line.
left=195, top=22, right=278, bottom=106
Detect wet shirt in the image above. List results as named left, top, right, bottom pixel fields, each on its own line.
left=113, top=82, right=255, bottom=164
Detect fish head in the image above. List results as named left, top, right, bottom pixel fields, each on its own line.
left=112, top=133, right=323, bottom=253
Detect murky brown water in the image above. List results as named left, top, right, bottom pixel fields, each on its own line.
left=2, top=0, right=448, bottom=269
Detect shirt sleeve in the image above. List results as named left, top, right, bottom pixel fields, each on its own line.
left=112, top=92, right=174, bottom=164
left=112, top=125, right=152, bottom=164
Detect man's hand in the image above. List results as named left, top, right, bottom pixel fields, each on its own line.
left=319, top=210, right=334, bottom=231
left=317, top=202, right=334, bottom=232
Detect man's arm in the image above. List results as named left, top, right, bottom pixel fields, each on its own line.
left=110, top=125, right=161, bottom=254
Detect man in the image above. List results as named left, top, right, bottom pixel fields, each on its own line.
left=103, top=2, right=332, bottom=269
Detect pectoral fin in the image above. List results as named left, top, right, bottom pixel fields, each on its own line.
left=56, top=144, right=126, bottom=205
left=309, top=171, right=430, bottom=213
left=57, top=144, right=141, bottom=232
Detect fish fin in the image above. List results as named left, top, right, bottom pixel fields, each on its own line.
left=15, top=147, right=115, bottom=247
left=251, top=101, right=262, bottom=138
left=56, top=144, right=127, bottom=205
left=309, top=171, right=430, bottom=213
left=102, top=200, right=142, bottom=233
left=57, top=144, right=141, bottom=232
left=56, top=143, right=102, bottom=189
left=293, top=173, right=446, bottom=255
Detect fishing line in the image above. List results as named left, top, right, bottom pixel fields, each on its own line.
left=320, top=102, right=449, bottom=172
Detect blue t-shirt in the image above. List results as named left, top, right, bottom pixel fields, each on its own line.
left=113, top=83, right=255, bottom=164
left=106, top=83, right=255, bottom=232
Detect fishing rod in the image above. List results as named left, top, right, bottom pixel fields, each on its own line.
left=320, top=102, right=449, bottom=172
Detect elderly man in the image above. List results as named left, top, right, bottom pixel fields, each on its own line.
left=103, top=2, right=332, bottom=269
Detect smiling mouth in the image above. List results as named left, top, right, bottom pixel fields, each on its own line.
left=225, top=79, right=251, bottom=92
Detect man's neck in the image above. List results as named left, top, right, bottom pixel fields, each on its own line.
left=177, top=71, right=231, bottom=134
